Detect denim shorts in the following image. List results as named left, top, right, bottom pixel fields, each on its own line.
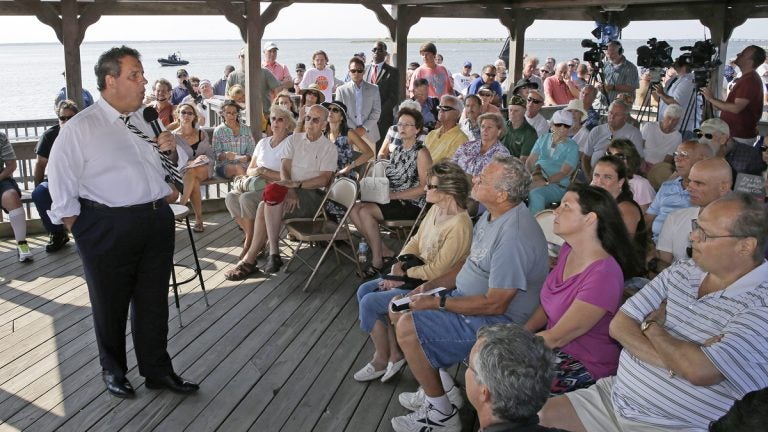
left=411, top=293, right=511, bottom=369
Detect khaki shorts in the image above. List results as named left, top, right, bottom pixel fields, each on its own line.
left=566, top=376, right=698, bottom=432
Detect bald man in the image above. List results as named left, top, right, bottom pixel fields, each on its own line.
left=645, top=140, right=712, bottom=241
left=652, top=158, right=732, bottom=272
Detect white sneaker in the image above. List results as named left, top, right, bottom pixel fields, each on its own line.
left=353, top=362, right=386, bottom=382
left=17, top=243, right=33, bottom=263
left=399, top=385, right=463, bottom=411
left=391, top=403, right=460, bottom=432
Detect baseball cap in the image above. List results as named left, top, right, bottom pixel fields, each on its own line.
left=295, top=63, right=306, bottom=72
left=508, top=94, right=527, bottom=108
left=695, top=118, right=730, bottom=136
left=263, top=41, right=278, bottom=51
left=512, top=78, right=539, bottom=95
left=550, top=110, right=573, bottom=127
left=262, top=183, right=288, bottom=206
left=177, top=68, right=188, bottom=78
left=464, top=61, right=472, bottom=68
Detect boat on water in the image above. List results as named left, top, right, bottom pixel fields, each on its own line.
left=158, top=52, right=189, bottom=66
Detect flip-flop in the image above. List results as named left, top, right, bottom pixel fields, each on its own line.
left=361, top=264, right=382, bottom=280
left=193, top=222, right=205, bottom=233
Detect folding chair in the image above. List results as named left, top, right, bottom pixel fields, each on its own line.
left=282, top=177, right=362, bottom=292
left=534, top=209, right=564, bottom=259
left=380, top=201, right=429, bottom=243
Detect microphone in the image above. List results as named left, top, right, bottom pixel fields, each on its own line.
left=142, top=106, right=162, bottom=137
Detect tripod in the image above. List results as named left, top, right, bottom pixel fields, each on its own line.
left=636, top=73, right=663, bottom=124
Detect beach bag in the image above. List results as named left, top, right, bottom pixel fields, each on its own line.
left=360, top=167, right=390, bottom=204
left=232, top=175, right=265, bottom=193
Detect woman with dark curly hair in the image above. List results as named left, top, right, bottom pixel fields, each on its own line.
left=348, top=107, right=433, bottom=277
left=525, top=184, right=642, bottom=394
left=606, top=138, right=656, bottom=212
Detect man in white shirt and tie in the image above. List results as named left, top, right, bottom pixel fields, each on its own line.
left=47, top=46, right=199, bottom=399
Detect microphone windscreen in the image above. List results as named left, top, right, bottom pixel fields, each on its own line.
left=143, top=106, right=160, bottom=123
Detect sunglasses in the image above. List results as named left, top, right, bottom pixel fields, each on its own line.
left=484, top=73, right=496, bottom=77
left=372, top=48, right=383, bottom=53
left=527, top=97, right=543, bottom=104
left=179, top=111, right=195, bottom=116
left=479, top=92, right=493, bottom=97
left=270, top=116, right=285, bottom=123
left=329, top=107, right=343, bottom=113
left=349, top=69, right=364, bottom=74
left=553, top=123, right=570, bottom=128
left=696, top=132, right=714, bottom=139
left=437, top=105, right=456, bottom=112
left=304, top=115, right=323, bottom=124
left=58, top=115, right=74, bottom=121
left=673, top=150, right=690, bottom=158
left=605, top=151, right=626, bottom=160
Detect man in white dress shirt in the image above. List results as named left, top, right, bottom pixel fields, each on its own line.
left=47, top=46, right=199, bottom=399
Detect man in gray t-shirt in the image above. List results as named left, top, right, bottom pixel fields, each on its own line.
left=389, top=155, right=549, bottom=432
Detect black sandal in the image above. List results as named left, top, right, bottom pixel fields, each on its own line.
left=224, top=261, right=258, bottom=281
left=361, top=264, right=382, bottom=280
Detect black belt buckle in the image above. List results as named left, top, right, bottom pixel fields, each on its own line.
left=152, top=199, right=160, bottom=210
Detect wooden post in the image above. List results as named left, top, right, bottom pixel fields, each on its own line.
left=498, top=10, right=534, bottom=84
left=245, top=0, right=263, bottom=140
left=392, top=5, right=420, bottom=102
left=60, top=0, right=83, bottom=110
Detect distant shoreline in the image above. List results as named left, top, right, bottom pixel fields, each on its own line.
left=2, top=37, right=767, bottom=47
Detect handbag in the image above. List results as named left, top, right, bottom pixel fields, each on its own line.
left=360, top=161, right=390, bottom=204
left=232, top=175, right=266, bottom=193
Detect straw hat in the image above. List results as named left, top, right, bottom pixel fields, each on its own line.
left=299, top=84, right=326, bottom=103
left=564, top=99, right=588, bottom=118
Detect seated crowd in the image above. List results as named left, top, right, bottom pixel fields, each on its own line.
left=6, top=38, right=768, bottom=432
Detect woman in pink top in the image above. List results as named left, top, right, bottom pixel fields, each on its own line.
left=525, top=184, right=643, bottom=394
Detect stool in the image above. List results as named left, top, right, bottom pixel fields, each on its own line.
left=169, top=204, right=210, bottom=327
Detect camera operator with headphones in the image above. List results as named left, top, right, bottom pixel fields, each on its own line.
left=597, top=41, right=640, bottom=104
left=701, top=45, right=767, bottom=145
left=655, top=57, right=698, bottom=137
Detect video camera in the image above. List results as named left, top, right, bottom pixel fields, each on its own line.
left=677, top=39, right=722, bottom=87
left=636, top=38, right=673, bottom=69
left=182, top=79, right=203, bottom=104
left=581, top=39, right=605, bottom=66
left=581, top=22, right=619, bottom=67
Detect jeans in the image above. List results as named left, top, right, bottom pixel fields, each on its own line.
left=31, top=181, right=64, bottom=234
left=356, top=278, right=410, bottom=333
left=528, top=183, right=567, bottom=214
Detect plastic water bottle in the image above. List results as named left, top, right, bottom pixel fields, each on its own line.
left=357, top=240, right=368, bottom=264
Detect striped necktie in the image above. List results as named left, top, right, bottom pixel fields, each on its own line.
left=120, top=115, right=184, bottom=193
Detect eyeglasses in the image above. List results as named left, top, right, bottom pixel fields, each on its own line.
left=436, top=105, right=456, bottom=112
left=270, top=116, right=285, bottom=123
left=673, top=150, right=690, bottom=159
left=58, top=115, right=74, bottom=121
left=568, top=63, right=578, bottom=68
left=179, top=111, right=195, bottom=116
left=304, top=115, right=323, bottom=124
left=425, top=183, right=439, bottom=190
left=696, top=132, right=714, bottom=140
left=178, top=75, right=188, bottom=79
left=397, top=122, right=415, bottom=129
left=462, top=358, right=477, bottom=374
left=527, top=97, right=543, bottom=104
left=328, top=107, right=342, bottom=113
left=605, top=151, right=626, bottom=160
left=349, top=69, right=364, bottom=74
left=691, top=219, right=747, bottom=243
left=553, top=123, right=570, bottom=128
left=223, top=111, right=239, bottom=116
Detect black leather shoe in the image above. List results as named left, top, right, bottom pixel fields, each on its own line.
left=102, top=371, right=135, bottom=399
left=145, top=372, right=199, bottom=394
left=45, top=232, right=69, bottom=253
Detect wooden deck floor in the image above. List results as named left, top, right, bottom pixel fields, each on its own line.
left=0, top=211, right=476, bottom=432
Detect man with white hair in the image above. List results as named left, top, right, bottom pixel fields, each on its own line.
left=543, top=62, right=579, bottom=106
left=696, top=118, right=767, bottom=176
left=583, top=99, right=643, bottom=178
left=655, top=57, right=698, bottom=135
left=520, top=56, right=543, bottom=89
left=525, top=89, right=549, bottom=137
left=641, top=103, right=683, bottom=167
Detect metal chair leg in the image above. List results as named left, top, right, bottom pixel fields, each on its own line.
left=170, top=263, right=183, bottom=328
left=184, top=215, right=209, bottom=307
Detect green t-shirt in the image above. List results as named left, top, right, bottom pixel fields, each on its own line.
left=501, top=120, right=538, bottom=158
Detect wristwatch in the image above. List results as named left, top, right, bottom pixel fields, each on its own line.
left=438, top=295, right=447, bottom=311
left=640, top=319, right=657, bottom=333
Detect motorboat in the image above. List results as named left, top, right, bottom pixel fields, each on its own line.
left=158, top=52, right=189, bottom=66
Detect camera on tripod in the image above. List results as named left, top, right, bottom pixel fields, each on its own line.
left=581, top=39, right=605, bottom=66
left=678, top=39, right=722, bottom=87
left=182, top=79, right=203, bottom=104
left=636, top=38, right=673, bottom=69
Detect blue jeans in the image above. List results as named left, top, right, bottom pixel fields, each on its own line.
left=356, top=278, right=410, bottom=333
left=31, top=181, right=64, bottom=234
left=528, top=183, right=567, bottom=214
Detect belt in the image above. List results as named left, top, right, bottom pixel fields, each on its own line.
left=80, top=198, right=166, bottom=212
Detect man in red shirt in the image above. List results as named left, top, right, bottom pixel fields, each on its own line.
left=702, top=45, right=766, bottom=145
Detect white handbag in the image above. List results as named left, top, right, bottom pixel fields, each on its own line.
left=360, top=161, right=390, bottom=204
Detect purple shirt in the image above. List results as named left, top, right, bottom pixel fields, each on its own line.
left=451, top=139, right=509, bottom=176
left=541, top=243, right=623, bottom=379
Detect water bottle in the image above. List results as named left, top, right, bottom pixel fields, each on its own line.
left=357, top=240, right=368, bottom=263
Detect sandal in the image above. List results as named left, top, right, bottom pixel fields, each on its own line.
left=193, top=222, right=205, bottom=233
left=361, top=264, right=383, bottom=280
left=224, top=260, right=258, bottom=281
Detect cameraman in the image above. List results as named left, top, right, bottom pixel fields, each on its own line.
left=655, top=57, right=698, bottom=137
left=701, top=45, right=766, bottom=145
left=598, top=41, right=640, bottom=104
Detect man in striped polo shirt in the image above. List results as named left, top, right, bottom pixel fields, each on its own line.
left=540, top=192, right=768, bottom=431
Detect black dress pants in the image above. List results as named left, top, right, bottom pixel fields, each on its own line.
left=73, top=199, right=175, bottom=379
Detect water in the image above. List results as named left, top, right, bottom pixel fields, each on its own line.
left=0, top=38, right=764, bottom=121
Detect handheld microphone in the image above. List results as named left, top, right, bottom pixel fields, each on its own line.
left=142, top=106, right=162, bottom=137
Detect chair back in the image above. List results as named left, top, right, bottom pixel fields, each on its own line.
left=326, top=176, right=358, bottom=211
left=535, top=209, right=564, bottom=257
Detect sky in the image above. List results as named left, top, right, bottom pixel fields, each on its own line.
left=0, top=4, right=765, bottom=43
